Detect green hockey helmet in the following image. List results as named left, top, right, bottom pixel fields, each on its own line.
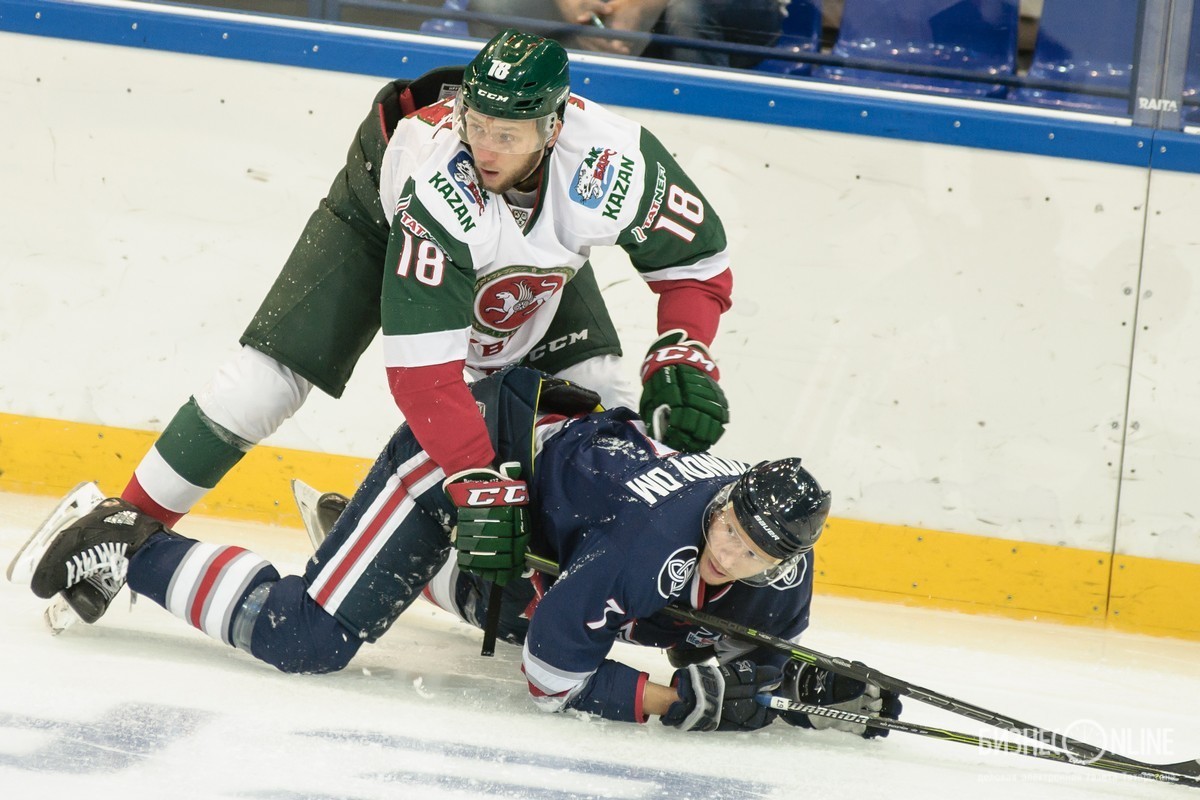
left=455, top=29, right=570, bottom=154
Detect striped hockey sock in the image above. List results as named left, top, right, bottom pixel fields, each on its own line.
left=121, top=397, right=250, bottom=526
left=128, top=531, right=278, bottom=647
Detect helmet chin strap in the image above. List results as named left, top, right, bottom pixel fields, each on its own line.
left=512, top=115, right=561, bottom=191
left=512, top=154, right=547, bottom=193
left=512, top=137, right=562, bottom=193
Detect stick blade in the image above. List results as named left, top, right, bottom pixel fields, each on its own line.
left=1158, top=758, right=1200, bottom=782
left=44, top=595, right=81, bottom=635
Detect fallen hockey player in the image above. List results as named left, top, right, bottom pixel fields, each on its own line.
left=10, top=366, right=899, bottom=734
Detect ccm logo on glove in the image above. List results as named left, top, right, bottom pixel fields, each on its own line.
left=638, top=330, right=730, bottom=452
left=447, top=482, right=529, bottom=507
left=641, top=341, right=719, bottom=380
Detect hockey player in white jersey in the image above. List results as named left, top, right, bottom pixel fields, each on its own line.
left=370, top=28, right=733, bottom=478
left=113, top=28, right=735, bottom=545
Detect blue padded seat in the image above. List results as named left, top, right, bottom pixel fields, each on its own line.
left=1013, top=0, right=1137, bottom=115
left=757, top=0, right=823, bottom=76
left=814, top=0, right=1019, bottom=98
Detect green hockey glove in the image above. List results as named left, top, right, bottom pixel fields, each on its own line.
left=444, top=462, right=530, bottom=586
left=639, top=329, right=729, bottom=452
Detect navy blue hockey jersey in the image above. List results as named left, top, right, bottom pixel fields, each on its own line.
left=522, top=410, right=814, bottom=723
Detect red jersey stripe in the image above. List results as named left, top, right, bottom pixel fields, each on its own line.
left=314, top=457, right=438, bottom=607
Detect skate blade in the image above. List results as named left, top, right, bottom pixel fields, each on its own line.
left=44, top=595, right=79, bottom=635
left=290, top=478, right=327, bottom=551
left=6, top=481, right=106, bottom=584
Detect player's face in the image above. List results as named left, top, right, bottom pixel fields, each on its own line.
left=471, top=145, right=545, bottom=194
left=699, top=505, right=782, bottom=585
left=462, top=109, right=561, bottom=193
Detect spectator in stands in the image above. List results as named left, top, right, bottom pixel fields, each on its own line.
left=468, top=0, right=783, bottom=69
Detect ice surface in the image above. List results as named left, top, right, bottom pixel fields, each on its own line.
left=2, top=491, right=1197, bottom=799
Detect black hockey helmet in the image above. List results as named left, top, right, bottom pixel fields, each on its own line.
left=729, top=458, right=831, bottom=561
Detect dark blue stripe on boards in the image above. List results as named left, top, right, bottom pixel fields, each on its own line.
left=3, top=0, right=1198, bottom=173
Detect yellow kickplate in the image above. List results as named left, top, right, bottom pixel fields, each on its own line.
left=1109, top=554, right=1200, bottom=641
left=0, top=412, right=370, bottom=526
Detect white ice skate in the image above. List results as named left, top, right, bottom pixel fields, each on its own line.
left=290, top=478, right=347, bottom=550
left=6, top=481, right=105, bottom=634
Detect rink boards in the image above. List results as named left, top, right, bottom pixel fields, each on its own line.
left=1, top=0, right=1198, bottom=639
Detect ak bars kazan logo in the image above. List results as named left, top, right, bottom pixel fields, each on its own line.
left=473, top=265, right=573, bottom=337
left=570, top=147, right=618, bottom=208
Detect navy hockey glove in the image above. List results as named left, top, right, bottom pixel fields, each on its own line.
left=639, top=329, right=729, bottom=452
left=661, top=660, right=783, bottom=732
left=444, top=462, right=530, bottom=587
left=778, top=661, right=902, bottom=738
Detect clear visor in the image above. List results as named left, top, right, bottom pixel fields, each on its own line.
left=737, top=550, right=807, bottom=588
left=454, top=96, right=557, bottom=155
left=704, top=505, right=783, bottom=583
left=703, top=492, right=809, bottom=588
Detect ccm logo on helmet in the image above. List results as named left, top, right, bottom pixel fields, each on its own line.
left=478, top=89, right=511, bottom=102
left=462, top=484, right=528, bottom=507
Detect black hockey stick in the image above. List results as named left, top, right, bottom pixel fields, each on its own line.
left=666, top=604, right=1200, bottom=782
left=665, top=604, right=1200, bottom=785
left=523, top=553, right=1200, bottom=787
left=759, top=695, right=1200, bottom=788
left=479, top=583, right=505, bottom=657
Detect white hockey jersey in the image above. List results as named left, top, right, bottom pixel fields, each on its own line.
left=376, top=93, right=730, bottom=373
